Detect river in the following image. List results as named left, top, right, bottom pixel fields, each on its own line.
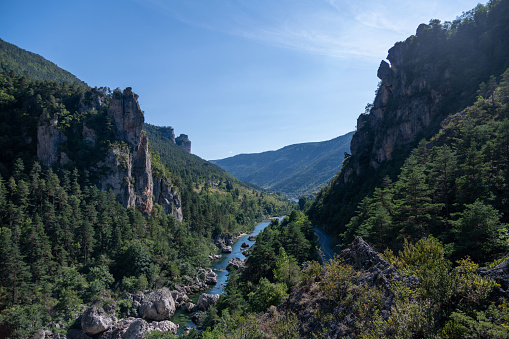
left=171, top=217, right=283, bottom=334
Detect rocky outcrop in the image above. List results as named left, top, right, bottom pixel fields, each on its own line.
left=81, top=301, right=117, bottom=336
left=95, top=317, right=178, bottom=339
left=153, top=177, right=183, bottom=221
left=268, top=237, right=417, bottom=338
left=37, top=115, right=67, bottom=167
left=222, top=246, right=232, bottom=253
left=184, top=302, right=196, bottom=313
left=204, top=270, right=218, bottom=285
left=139, top=288, right=176, bottom=321
left=478, top=259, right=509, bottom=300
left=176, top=134, right=191, bottom=154
left=214, top=234, right=233, bottom=248
left=99, top=88, right=153, bottom=216
left=108, top=88, right=144, bottom=148
left=197, top=293, right=220, bottom=311
left=226, top=257, right=245, bottom=270
left=159, top=126, right=176, bottom=143
left=340, top=237, right=417, bottom=290
left=35, top=87, right=183, bottom=220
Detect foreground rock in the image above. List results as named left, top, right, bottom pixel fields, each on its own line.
left=260, top=237, right=416, bottom=338
left=139, top=288, right=176, bottom=321
left=226, top=257, right=245, bottom=270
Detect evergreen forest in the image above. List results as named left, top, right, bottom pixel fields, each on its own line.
left=1, top=0, right=509, bottom=338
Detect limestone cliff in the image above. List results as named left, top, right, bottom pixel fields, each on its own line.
left=309, top=1, right=509, bottom=233
left=176, top=134, right=191, bottom=154
left=343, top=15, right=509, bottom=186
left=36, top=87, right=183, bottom=221
left=37, top=115, right=68, bottom=167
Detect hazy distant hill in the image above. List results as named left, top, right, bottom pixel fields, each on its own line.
left=0, top=38, right=87, bottom=86
left=211, top=132, right=354, bottom=197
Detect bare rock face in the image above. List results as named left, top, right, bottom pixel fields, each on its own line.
left=36, top=87, right=183, bottom=220
left=108, top=88, right=144, bottom=148
left=132, top=133, right=153, bottom=215
left=478, top=259, right=509, bottom=300
left=37, top=115, right=67, bottom=167
left=159, top=126, right=175, bottom=143
left=153, top=177, right=183, bottom=222
left=175, top=134, right=191, bottom=154
left=139, top=288, right=176, bottom=321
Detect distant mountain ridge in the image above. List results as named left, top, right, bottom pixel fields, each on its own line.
left=211, top=131, right=354, bottom=197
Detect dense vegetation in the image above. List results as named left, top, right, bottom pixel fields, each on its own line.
left=0, top=58, right=292, bottom=336
left=0, top=38, right=87, bottom=87
left=314, top=67, right=509, bottom=263
left=195, top=235, right=509, bottom=338
left=145, top=124, right=293, bottom=237
left=2, top=1, right=509, bottom=337
left=309, top=0, right=509, bottom=251
left=0, top=163, right=210, bottom=338
left=211, top=132, right=353, bottom=198
left=197, top=211, right=320, bottom=337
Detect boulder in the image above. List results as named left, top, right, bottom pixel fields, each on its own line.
left=241, top=242, right=249, bottom=248
left=222, top=246, right=232, bottom=253
left=205, top=270, right=218, bottom=285
left=215, top=234, right=233, bottom=247
left=122, top=319, right=149, bottom=339
left=96, top=317, right=178, bottom=339
left=184, top=302, right=196, bottom=313
left=197, top=293, right=220, bottom=311
left=248, top=235, right=256, bottom=241
left=139, top=288, right=176, bottom=321
left=226, top=257, right=245, bottom=270
left=149, top=321, right=178, bottom=335
left=81, top=301, right=117, bottom=336
left=170, top=290, right=188, bottom=305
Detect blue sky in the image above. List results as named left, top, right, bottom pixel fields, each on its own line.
left=1, top=0, right=481, bottom=160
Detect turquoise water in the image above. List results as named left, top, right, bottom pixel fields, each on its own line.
left=172, top=217, right=281, bottom=334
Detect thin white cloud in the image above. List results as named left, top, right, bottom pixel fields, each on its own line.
left=135, top=0, right=481, bottom=61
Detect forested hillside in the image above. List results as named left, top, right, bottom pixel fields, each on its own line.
left=0, top=38, right=87, bottom=87
left=194, top=2, right=509, bottom=337
left=211, top=132, right=354, bottom=197
left=309, top=0, right=509, bottom=249
left=0, top=56, right=292, bottom=337
left=341, top=69, right=509, bottom=261
left=144, top=123, right=292, bottom=236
